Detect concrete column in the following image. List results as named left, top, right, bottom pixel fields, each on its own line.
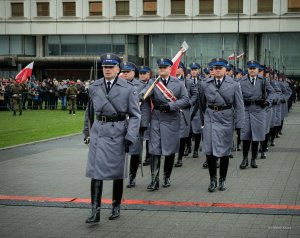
left=273, top=0, right=281, bottom=15
left=249, top=0, right=257, bottom=15
left=214, top=0, right=221, bottom=16
left=248, top=33, right=255, bottom=60
left=185, top=0, right=193, bottom=16
left=280, top=0, right=288, bottom=15
left=138, top=35, right=145, bottom=58
left=220, top=0, right=228, bottom=16
left=192, top=0, right=199, bottom=16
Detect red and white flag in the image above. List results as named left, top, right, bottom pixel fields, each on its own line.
left=15, top=62, right=34, bottom=84
left=237, top=52, right=245, bottom=59
left=170, top=41, right=189, bottom=77
left=227, top=53, right=235, bottom=60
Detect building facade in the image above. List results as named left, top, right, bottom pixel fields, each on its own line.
left=0, top=0, right=299, bottom=79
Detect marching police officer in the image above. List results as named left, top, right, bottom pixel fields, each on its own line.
left=186, top=62, right=203, bottom=159
left=119, top=62, right=150, bottom=188
left=199, top=58, right=245, bottom=192
left=239, top=60, right=275, bottom=169
left=175, top=62, right=198, bottom=167
left=138, top=66, right=152, bottom=166
left=11, top=79, right=24, bottom=116
left=83, top=53, right=141, bottom=223
left=140, top=58, right=189, bottom=190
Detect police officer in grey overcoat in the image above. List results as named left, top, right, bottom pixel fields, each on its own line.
left=138, top=66, right=152, bottom=166
left=119, top=62, right=150, bottom=188
left=199, top=58, right=245, bottom=192
left=239, top=61, right=275, bottom=169
left=175, top=62, right=198, bottom=167
left=187, top=62, right=203, bottom=159
left=269, top=72, right=283, bottom=146
left=140, top=58, right=190, bottom=190
left=83, top=53, right=141, bottom=223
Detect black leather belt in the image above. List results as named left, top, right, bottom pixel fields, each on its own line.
left=244, top=100, right=264, bottom=106
left=96, top=114, right=126, bottom=122
left=208, top=104, right=232, bottom=111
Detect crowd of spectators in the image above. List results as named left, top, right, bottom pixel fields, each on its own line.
left=0, top=77, right=93, bottom=111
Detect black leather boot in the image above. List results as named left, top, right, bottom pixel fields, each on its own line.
left=208, top=176, right=217, bottom=192
left=19, top=111, right=22, bottom=116
left=109, top=201, right=120, bottom=220
left=174, top=155, right=182, bottom=167
left=240, top=157, right=248, bottom=169
left=163, top=154, right=175, bottom=187
left=218, top=177, right=226, bottom=191
left=251, top=159, right=258, bottom=168
left=13, top=111, right=16, bottom=116
left=193, top=150, right=199, bottom=158
left=127, top=155, right=139, bottom=188
left=261, top=152, right=266, bottom=159
left=147, top=155, right=160, bottom=191
left=143, top=141, right=150, bottom=166
left=202, top=159, right=208, bottom=168
left=127, top=175, right=136, bottom=188
left=183, top=146, right=191, bottom=156
left=69, top=110, right=72, bottom=114
left=85, top=179, right=103, bottom=224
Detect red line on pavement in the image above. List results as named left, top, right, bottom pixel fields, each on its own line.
left=1, top=195, right=299, bottom=210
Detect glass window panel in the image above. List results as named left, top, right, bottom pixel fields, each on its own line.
left=86, top=35, right=112, bottom=55
left=47, top=36, right=60, bottom=55
left=11, top=3, right=24, bottom=17
left=143, top=0, right=157, bottom=15
left=128, top=44, right=137, bottom=56
left=37, top=2, right=50, bottom=16
left=0, top=36, right=9, bottom=55
left=228, top=0, right=243, bottom=14
left=116, top=1, right=129, bottom=16
left=112, top=45, right=125, bottom=55
left=24, top=36, right=36, bottom=56
left=61, top=36, right=85, bottom=55
left=171, top=0, right=185, bottom=15
left=89, top=1, right=102, bottom=16
left=257, top=0, right=273, bottom=13
left=128, top=35, right=137, bottom=44
left=199, top=0, right=214, bottom=14
left=10, top=36, right=23, bottom=55
left=288, top=0, right=300, bottom=12
left=63, top=2, right=76, bottom=16
left=112, top=35, right=125, bottom=44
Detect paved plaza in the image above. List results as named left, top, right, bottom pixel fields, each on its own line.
left=0, top=103, right=300, bottom=238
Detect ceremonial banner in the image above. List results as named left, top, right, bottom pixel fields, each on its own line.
left=15, top=62, right=34, bottom=84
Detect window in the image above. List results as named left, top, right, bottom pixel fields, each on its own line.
left=257, top=0, right=272, bottom=13
left=171, top=0, right=185, bottom=15
left=63, top=2, right=76, bottom=16
left=228, top=0, right=243, bottom=14
left=288, top=0, right=300, bottom=12
left=143, top=0, right=157, bottom=15
left=89, top=1, right=102, bottom=16
left=116, top=0, right=129, bottom=16
left=37, top=2, right=50, bottom=16
left=11, top=3, right=24, bottom=17
left=199, top=0, right=213, bottom=14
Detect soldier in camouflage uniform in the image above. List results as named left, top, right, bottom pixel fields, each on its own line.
left=11, top=80, right=23, bottom=116
left=66, top=80, right=78, bottom=115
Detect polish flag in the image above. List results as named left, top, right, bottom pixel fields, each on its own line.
left=237, top=52, right=245, bottom=59
left=15, top=62, right=34, bottom=84
left=170, top=41, right=189, bottom=77
left=227, top=53, right=235, bottom=60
